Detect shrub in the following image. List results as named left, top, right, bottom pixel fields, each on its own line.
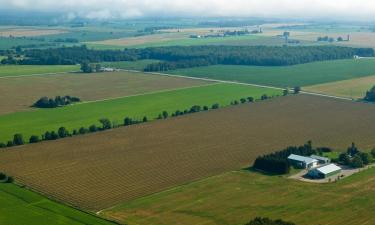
left=240, top=98, right=247, bottom=104
left=211, top=103, right=220, bottom=109
left=143, top=116, right=148, bottom=122
left=6, top=141, right=14, bottom=147
left=0, top=143, right=6, bottom=148
left=124, top=117, right=132, bottom=126
left=247, top=97, right=254, bottom=102
left=162, top=111, right=168, bottom=119
left=99, top=118, right=112, bottom=130
left=89, top=124, right=98, bottom=132
left=79, top=127, right=88, bottom=134
left=13, top=134, right=24, bottom=146
left=294, top=86, right=301, bottom=94
left=203, top=106, right=209, bottom=111
left=29, top=135, right=40, bottom=143
left=58, top=127, right=70, bottom=138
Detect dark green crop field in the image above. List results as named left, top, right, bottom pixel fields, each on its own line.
left=168, top=58, right=375, bottom=87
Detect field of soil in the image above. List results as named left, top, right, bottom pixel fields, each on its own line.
left=1, top=95, right=375, bottom=212
left=0, top=28, right=66, bottom=37
left=0, top=71, right=209, bottom=115
left=304, top=75, right=375, bottom=99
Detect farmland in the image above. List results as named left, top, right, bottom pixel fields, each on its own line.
left=1, top=95, right=375, bottom=211
left=304, top=75, right=375, bottom=99
left=168, top=58, right=375, bottom=87
left=0, top=183, right=114, bottom=225
left=0, top=28, right=66, bottom=37
left=103, top=168, right=375, bottom=225
left=0, top=70, right=209, bottom=115
left=0, top=65, right=79, bottom=77
left=0, top=83, right=280, bottom=142
left=88, top=34, right=263, bottom=49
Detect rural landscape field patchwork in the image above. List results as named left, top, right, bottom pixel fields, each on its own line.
left=1, top=4, right=375, bottom=225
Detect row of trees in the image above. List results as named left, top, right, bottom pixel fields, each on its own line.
left=253, top=141, right=317, bottom=174
left=2, top=45, right=373, bottom=71
left=33, top=95, right=81, bottom=108
left=0, top=94, right=274, bottom=149
left=338, top=143, right=374, bottom=168
left=141, top=45, right=374, bottom=71
left=245, top=217, right=295, bottom=225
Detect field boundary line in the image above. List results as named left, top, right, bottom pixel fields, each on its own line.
left=119, top=69, right=354, bottom=101
left=0, top=71, right=80, bottom=79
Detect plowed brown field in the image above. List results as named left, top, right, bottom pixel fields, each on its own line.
left=1, top=94, right=375, bottom=211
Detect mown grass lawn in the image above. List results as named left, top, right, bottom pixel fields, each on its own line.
left=168, top=58, right=375, bottom=87
left=102, top=168, right=375, bottom=225
left=0, top=183, right=114, bottom=225
left=0, top=83, right=281, bottom=142
left=0, top=65, right=79, bottom=77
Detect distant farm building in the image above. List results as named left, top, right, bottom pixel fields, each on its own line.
left=307, top=163, right=342, bottom=179
left=288, top=154, right=318, bottom=169
left=310, top=155, right=330, bottom=164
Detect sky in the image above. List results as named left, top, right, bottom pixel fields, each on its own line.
left=0, top=0, right=375, bottom=21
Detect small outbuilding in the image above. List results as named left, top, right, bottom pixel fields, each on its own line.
left=310, top=155, right=330, bottom=165
left=307, top=163, right=342, bottom=179
left=288, top=154, right=318, bottom=169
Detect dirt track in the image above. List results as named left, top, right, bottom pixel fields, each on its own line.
left=1, top=94, right=375, bottom=211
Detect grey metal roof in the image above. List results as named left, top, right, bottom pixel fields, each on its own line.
left=288, top=154, right=318, bottom=164
left=310, top=155, right=330, bottom=161
left=316, top=163, right=342, bottom=174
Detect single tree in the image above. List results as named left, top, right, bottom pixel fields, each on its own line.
left=351, top=155, right=364, bottom=168
left=283, top=89, right=289, bottom=96
left=13, top=133, right=24, bottom=146
left=58, top=127, right=69, bottom=138
left=142, top=116, right=148, bottom=123
left=162, top=111, right=169, bottom=119
left=293, top=86, right=301, bottom=94
left=89, top=124, right=98, bottom=132
left=99, top=118, right=112, bottom=130
left=29, top=135, right=40, bottom=143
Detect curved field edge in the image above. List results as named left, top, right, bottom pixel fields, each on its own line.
left=0, top=83, right=281, bottom=142
left=0, top=65, right=80, bottom=77
left=167, top=58, right=375, bottom=87
left=101, top=167, right=375, bottom=225
left=0, top=183, right=115, bottom=225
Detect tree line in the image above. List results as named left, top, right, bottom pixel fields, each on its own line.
left=245, top=217, right=295, bottom=225
left=253, top=141, right=318, bottom=174
left=1, top=45, right=373, bottom=72
left=141, top=45, right=374, bottom=71
left=33, top=95, right=81, bottom=108
left=0, top=94, right=275, bottom=149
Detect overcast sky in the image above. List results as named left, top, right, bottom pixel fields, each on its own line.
left=1, top=0, right=374, bottom=21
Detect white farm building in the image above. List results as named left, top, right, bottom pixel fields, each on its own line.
left=288, top=154, right=318, bottom=169
left=307, top=163, right=342, bottom=179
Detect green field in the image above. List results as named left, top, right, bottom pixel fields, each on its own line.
left=0, top=65, right=80, bottom=77
left=0, top=183, right=114, bottom=225
left=88, top=35, right=263, bottom=49
left=168, top=59, right=375, bottom=87
left=102, top=60, right=160, bottom=71
left=0, top=83, right=281, bottom=142
left=102, top=168, right=375, bottom=225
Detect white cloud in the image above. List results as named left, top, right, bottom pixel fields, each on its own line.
left=1, top=0, right=375, bottom=20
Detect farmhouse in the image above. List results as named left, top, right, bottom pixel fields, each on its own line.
left=310, top=155, right=330, bottom=164
left=288, top=154, right=318, bottom=169
left=307, top=163, right=342, bottom=179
